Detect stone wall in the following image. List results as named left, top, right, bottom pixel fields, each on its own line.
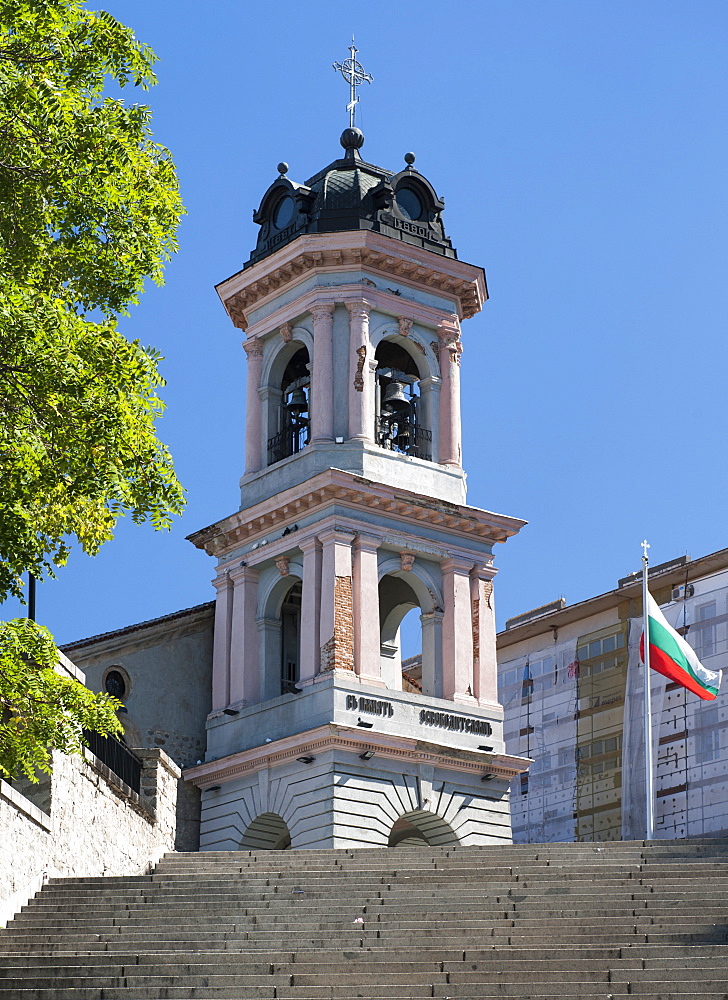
left=0, top=746, right=181, bottom=927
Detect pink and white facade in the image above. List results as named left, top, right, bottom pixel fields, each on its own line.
left=185, top=131, right=529, bottom=850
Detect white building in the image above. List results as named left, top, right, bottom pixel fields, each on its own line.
left=497, top=549, right=728, bottom=842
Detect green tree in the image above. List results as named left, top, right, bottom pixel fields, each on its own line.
left=0, top=0, right=186, bottom=778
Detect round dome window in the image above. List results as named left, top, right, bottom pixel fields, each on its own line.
left=105, top=669, right=127, bottom=699
left=273, top=195, right=295, bottom=230
left=395, top=187, right=423, bottom=221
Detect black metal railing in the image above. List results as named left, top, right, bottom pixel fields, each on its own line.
left=376, top=417, right=432, bottom=461
left=267, top=418, right=309, bottom=465
left=83, top=730, right=142, bottom=793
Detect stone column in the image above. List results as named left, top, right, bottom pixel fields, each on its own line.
left=420, top=609, right=444, bottom=699
left=419, top=374, right=441, bottom=463
left=228, top=565, right=260, bottom=705
left=441, top=556, right=476, bottom=702
left=256, top=617, right=282, bottom=702
left=310, top=303, right=335, bottom=443
left=299, top=536, right=322, bottom=686
left=243, top=339, right=265, bottom=474
left=437, top=316, right=462, bottom=468
left=471, top=568, right=498, bottom=706
left=211, top=570, right=233, bottom=710
left=347, top=302, right=373, bottom=442
left=318, top=528, right=356, bottom=673
left=353, top=533, right=383, bottom=686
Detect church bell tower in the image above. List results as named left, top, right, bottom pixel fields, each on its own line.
left=186, top=64, right=529, bottom=849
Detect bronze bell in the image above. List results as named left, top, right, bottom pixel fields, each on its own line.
left=381, top=380, right=410, bottom=413
left=287, top=388, right=308, bottom=412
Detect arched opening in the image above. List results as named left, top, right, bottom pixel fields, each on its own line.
left=267, top=345, right=310, bottom=465
left=388, top=810, right=460, bottom=848
left=240, top=812, right=292, bottom=850
left=374, top=340, right=431, bottom=461
left=259, top=574, right=303, bottom=701
left=379, top=575, right=420, bottom=690
left=280, top=581, right=302, bottom=694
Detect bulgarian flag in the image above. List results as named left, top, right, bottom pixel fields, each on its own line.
left=641, top=592, right=722, bottom=701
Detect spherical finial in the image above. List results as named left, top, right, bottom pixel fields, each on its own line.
left=340, top=127, right=365, bottom=151
left=277, top=162, right=289, bottom=175
left=404, top=152, right=416, bottom=167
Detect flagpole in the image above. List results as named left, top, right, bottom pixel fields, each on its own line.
left=641, top=539, right=654, bottom=841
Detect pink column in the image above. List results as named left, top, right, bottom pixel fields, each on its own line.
left=441, top=556, right=476, bottom=703
left=318, top=528, right=355, bottom=673
left=211, top=570, right=233, bottom=710
left=347, top=302, right=373, bottom=442
left=243, top=339, right=264, bottom=474
left=298, top=536, right=322, bottom=686
left=310, top=303, right=334, bottom=443
left=228, top=564, right=260, bottom=705
left=471, top=568, right=498, bottom=706
left=437, top=316, right=462, bottom=467
left=353, top=533, right=383, bottom=686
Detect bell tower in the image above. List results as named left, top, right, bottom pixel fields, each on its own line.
left=185, top=98, right=530, bottom=849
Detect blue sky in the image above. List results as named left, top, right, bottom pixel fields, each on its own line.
left=4, top=1, right=727, bottom=643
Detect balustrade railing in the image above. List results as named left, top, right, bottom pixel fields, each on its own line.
left=376, top=417, right=432, bottom=461
left=267, top=420, right=309, bottom=465
left=82, top=730, right=142, bottom=793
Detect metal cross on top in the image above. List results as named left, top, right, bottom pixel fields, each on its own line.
left=333, top=38, right=373, bottom=129
left=641, top=539, right=651, bottom=564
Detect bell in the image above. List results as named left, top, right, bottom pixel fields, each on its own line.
left=381, top=380, right=410, bottom=414
left=287, top=388, right=308, bottom=412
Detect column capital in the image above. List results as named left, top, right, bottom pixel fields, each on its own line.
left=420, top=609, right=445, bottom=624
left=310, top=302, right=335, bottom=321
left=345, top=300, right=371, bottom=319
left=211, top=570, right=232, bottom=591
left=441, top=555, right=475, bottom=575
left=318, top=527, right=356, bottom=547
left=437, top=314, right=461, bottom=345
left=228, top=562, right=259, bottom=584
left=470, top=562, right=496, bottom=582
left=243, top=338, right=264, bottom=360
left=298, top=534, right=322, bottom=555
left=354, top=532, right=382, bottom=553
left=419, top=374, right=441, bottom=391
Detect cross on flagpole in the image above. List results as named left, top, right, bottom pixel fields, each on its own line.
left=333, top=38, right=373, bottom=129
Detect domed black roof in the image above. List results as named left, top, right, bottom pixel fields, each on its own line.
left=245, top=130, right=456, bottom=269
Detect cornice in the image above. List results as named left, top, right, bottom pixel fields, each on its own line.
left=216, top=231, right=487, bottom=331
left=183, top=723, right=530, bottom=788
left=186, top=469, right=526, bottom=558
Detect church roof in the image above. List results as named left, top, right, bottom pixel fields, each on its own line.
left=245, top=128, right=456, bottom=269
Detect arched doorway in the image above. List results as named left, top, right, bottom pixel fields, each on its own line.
left=240, top=812, right=292, bottom=850
left=388, top=810, right=460, bottom=848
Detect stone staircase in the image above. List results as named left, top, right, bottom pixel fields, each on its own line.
left=1, top=840, right=727, bottom=998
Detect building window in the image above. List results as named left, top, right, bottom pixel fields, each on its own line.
left=691, top=602, right=717, bottom=659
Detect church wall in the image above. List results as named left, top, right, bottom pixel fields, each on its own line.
left=0, top=747, right=181, bottom=927
left=64, top=604, right=214, bottom=850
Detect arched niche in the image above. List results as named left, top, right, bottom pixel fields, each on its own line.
left=261, top=328, right=313, bottom=467
left=370, top=323, right=439, bottom=463
left=388, top=809, right=459, bottom=848
left=240, top=812, right=292, bottom=851
left=258, top=567, right=304, bottom=701
left=378, top=556, right=443, bottom=697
